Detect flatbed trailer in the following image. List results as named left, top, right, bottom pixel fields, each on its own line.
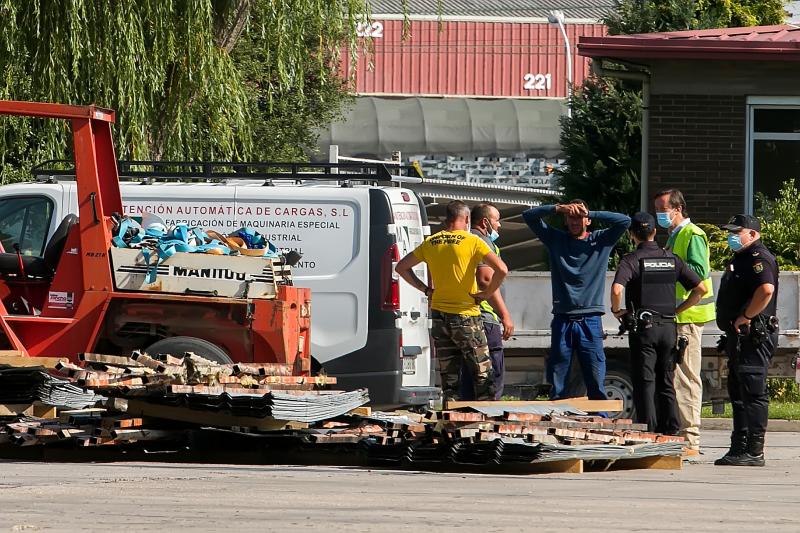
left=501, top=271, right=799, bottom=415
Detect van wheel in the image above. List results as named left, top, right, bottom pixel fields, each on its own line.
left=605, top=363, right=636, bottom=419
left=144, top=336, right=232, bottom=364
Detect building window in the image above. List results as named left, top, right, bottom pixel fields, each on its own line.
left=747, top=96, right=800, bottom=213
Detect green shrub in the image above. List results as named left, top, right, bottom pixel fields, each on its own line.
left=696, top=222, right=732, bottom=271
left=699, top=180, right=800, bottom=271
left=756, top=180, right=800, bottom=271
left=768, top=378, right=800, bottom=403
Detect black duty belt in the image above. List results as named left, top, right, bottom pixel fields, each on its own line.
left=638, top=309, right=675, bottom=321
left=635, top=309, right=675, bottom=330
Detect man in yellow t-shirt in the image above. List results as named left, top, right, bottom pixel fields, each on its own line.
left=396, top=200, right=508, bottom=401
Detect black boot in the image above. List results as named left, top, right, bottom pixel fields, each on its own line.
left=717, top=434, right=765, bottom=467
left=714, top=431, right=748, bottom=466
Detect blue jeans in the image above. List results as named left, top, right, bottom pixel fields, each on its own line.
left=548, top=314, right=607, bottom=400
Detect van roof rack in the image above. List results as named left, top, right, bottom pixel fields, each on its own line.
left=31, top=159, right=424, bottom=186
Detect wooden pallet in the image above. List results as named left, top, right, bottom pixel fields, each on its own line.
left=0, top=353, right=66, bottom=369
left=362, top=453, right=681, bottom=476
left=446, top=398, right=624, bottom=413
left=0, top=402, right=57, bottom=419
left=584, top=454, right=683, bottom=472
left=384, top=454, right=683, bottom=475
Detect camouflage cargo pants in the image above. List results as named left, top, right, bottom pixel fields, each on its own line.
left=431, top=310, right=495, bottom=401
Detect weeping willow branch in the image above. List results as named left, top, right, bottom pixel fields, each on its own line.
left=0, top=0, right=370, bottom=181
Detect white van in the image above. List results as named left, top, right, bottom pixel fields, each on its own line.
left=3, top=162, right=438, bottom=408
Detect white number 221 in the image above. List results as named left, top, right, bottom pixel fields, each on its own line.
left=523, top=73, right=552, bottom=91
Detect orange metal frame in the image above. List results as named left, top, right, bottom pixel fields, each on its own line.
left=0, top=100, right=311, bottom=371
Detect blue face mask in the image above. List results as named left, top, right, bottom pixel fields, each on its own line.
left=656, top=212, right=673, bottom=229
left=489, top=229, right=499, bottom=242
left=727, top=233, right=744, bottom=252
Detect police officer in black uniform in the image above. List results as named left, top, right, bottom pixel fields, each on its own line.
left=610, top=213, right=708, bottom=434
left=715, top=214, right=779, bottom=467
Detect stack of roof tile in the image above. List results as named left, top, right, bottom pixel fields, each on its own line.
left=351, top=408, right=686, bottom=466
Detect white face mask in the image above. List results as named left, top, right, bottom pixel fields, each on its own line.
left=489, top=229, right=499, bottom=242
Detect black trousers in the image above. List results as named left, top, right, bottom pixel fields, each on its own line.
left=724, top=328, right=776, bottom=439
left=629, top=321, right=679, bottom=434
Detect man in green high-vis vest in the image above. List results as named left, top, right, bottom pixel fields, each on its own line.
left=655, top=189, right=716, bottom=455
left=458, top=202, right=515, bottom=400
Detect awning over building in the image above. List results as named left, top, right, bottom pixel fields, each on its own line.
left=367, top=0, right=616, bottom=21
left=317, top=96, right=566, bottom=160
left=578, top=24, right=800, bottom=62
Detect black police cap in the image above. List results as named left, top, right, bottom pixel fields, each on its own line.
left=629, top=212, right=655, bottom=233
left=719, top=214, right=761, bottom=232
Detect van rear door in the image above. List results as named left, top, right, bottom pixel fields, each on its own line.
left=385, top=188, right=433, bottom=390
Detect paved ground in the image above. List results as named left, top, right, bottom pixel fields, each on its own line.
left=1, top=429, right=799, bottom=532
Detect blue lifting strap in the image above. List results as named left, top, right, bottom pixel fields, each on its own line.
left=114, top=220, right=278, bottom=282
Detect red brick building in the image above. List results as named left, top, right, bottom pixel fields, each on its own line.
left=579, top=25, right=800, bottom=222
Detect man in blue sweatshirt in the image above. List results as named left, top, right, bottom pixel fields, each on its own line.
left=523, top=200, right=631, bottom=400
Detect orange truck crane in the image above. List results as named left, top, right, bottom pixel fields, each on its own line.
left=0, top=100, right=311, bottom=372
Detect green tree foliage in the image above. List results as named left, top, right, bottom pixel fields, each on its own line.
left=604, top=0, right=786, bottom=35
left=558, top=0, right=787, bottom=214
left=0, top=0, right=366, bottom=183
left=232, top=7, right=353, bottom=162
left=556, top=78, right=642, bottom=215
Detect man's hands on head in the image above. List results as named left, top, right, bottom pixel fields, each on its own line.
left=555, top=203, right=588, bottom=217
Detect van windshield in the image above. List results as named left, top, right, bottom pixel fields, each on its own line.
left=0, top=196, right=54, bottom=256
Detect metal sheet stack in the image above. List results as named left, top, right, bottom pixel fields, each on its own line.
left=0, top=408, right=183, bottom=447
left=351, top=408, right=686, bottom=467
left=0, top=354, right=684, bottom=475
left=0, top=365, right=102, bottom=409
left=144, top=388, right=370, bottom=422
left=60, top=351, right=369, bottom=423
